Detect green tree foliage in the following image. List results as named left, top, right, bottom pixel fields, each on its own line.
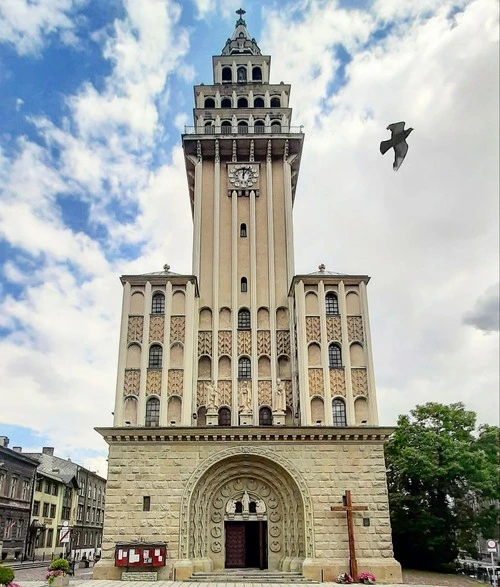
left=0, top=565, right=15, bottom=585
left=385, top=402, right=499, bottom=571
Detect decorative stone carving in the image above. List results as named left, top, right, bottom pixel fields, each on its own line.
left=123, top=369, right=140, bottom=396
left=273, top=379, right=286, bottom=412
left=215, top=139, right=220, bottom=163
left=258, top=380, right=272, bottom=407
left=197, top=381, right=206, bottom=405
left=276, top=330, right=291, bottom=355
left=168, top=369, right=183, bottom=397
left=351, top=367, right=368, bottom=396
left=206, top=380, right=219, bottom=410
left=218, top=380, right=232, bottom=406
left=149, top=316, right=164, bottom=343
left=308, top=368, right=324, bottom=396
left=347, top=316, right=364, bottom=342
left=127, top=316, right=143, bottom=343
left=198, top=331, right=212, bottom=356
left=146, top=369, right=162, bottom=396
left=257, top=330, right=271, bottom=355
left=170, top=316, right=185, bottom=343
left=284, top=380, right=293, bottom=408
left=306, top=317, right=321, bottom=342
left=239, top=380, right=252, bottom=412
left=237, top=331, right=251, bottom=355
left=218, top=331, right=232, bottom=355
left=326, top=316, right=342, bottom=342
left=329, top=368, right=346, bottom=397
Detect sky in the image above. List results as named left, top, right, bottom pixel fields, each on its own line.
left=0, top=0, right=498, bottom=478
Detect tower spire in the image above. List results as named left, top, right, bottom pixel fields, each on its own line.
left=221, top=6, right=261, bottom=55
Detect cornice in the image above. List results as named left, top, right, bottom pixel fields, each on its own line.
left=95, top=425, right=395, bottom=445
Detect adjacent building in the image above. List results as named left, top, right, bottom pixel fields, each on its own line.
left=94, top=10, right=402, bottom=582
left=0, top=437, right=38, bottom=561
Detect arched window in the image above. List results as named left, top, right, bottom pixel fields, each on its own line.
left=241, top=277, right=248, bottom=292
left=325, top=293, right=339, bottom=315
left=237, top=97, right=248, bottom=108
left=235, top=501, right=243, bottom=513
left=240, top=223, right=247, bottom=237
left=332, top=398, right=347, bottom=426
left=238, top=357, right=251, bottom=379
left=145, top=397, right=160, bottom=427
left=148, top=345, right=163, bottom=369
left=204, top=97, right=215, bottom=108
left=151, top=292, right=165, bottom=314
left=238, top=121, right=248, bottom=133
left=204, top=121, right=215, bottom=134
left=253, top=97, right=265, bottom=108
left=329, top=344, right=342, bottom=368
left=270, top=97, right=281, bottom=108
left=218, top=407, right=231, bottom=426
left=254, top=120, right=265, bottom=133
left=252, top=66, right=262, bottom=81
left=221, top=97, right=232, bottom=108
left=259, top=407, right=272, bottom=426
left=271, top=121, right=281, bottom=132
left=238, top=309, right=251, bottom=329
left=237, top=66, right=247, bottom=83
left=222, top=67, right=232, bottom=83
left=221, top=121, right=232, bottom=134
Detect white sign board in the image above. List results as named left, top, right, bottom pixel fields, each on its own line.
left=487, top=539, right=497, bottom=553
left=59, top=528, right=71, bottom=544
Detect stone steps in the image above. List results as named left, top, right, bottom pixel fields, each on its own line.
left=190, top=570, right=316, bottom=583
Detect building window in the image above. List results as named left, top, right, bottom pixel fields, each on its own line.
left=241, top=277, right=248, bottom=292
left=16, top=519, right=24, bottom=539
left=221, top=120, right=232, bottom=134
left=252, top=66, right=262, bottom=81
left=86, top=507, right=90, bottom=521
left=33, top=500, right=40, bottom=516
left=237, top=309, right=250, bottom=329
left=45, top=481, right=51, bottom=494
left=148, top=344, right=163, bottom=368
left=332, top=398, right=347, bottom=426
left=329, top=344, right=342, bottom=368
left=205, top=121, right=215, bottom=134
left=9, top=476, right=18, bottom=498
left=270, top=96, right=281, bottom=107
left=145, top=397, right=160, bottom=427
left=254, top=97, right=265, bottom=108
left=50, top=504, right=56, bottom=518
left=237, top=97, right=248, bottom=108
left=151, top=292, right=165, bottom=314
left=237, top=66, right=247, bottom=83
left=88, top=484, right=92, bottom=498
left=222, top=67, right=232, bottom=83
left=238, top=357, right=251, bottom=379
left=221, top=98, right=232, bottom=108
left=259, top=407, right=273, bottom=426
left=238, top=121, right=248, bottom=133
left=204, top=97, right=215, bottom=108
left=46, top=528, right=54, bottom=548
left=325, top=293, right=339, bottom=315
left=35, top=477, right=42, bottom=492
left=4, top=519, right=13, bottom=539
left=143, top=496, right=151, bottom=511
left=240, top=223, right=247, bottom=237
left=218, top=407, right=231, bottom=426
left=52, top=484, right=58, bottom=496
left=42, top=503, right=49, bottom=517
left=271, top=121, right=281, bottom=132
left=77, top=505, right=83, bottom=521
left=21, top=480, right=30, bottom=501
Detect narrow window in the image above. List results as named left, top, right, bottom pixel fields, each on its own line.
left=218, top=407, right=231, bottom=426
left=270, top=97, right=281, bottom=107
left=237, top=66, right=247, bottom=83
left=221, top=121, right=232, bottom=134
left=238, top=309, right=251, bottom=329
left=222, top=67, right=232, bottom=83
left=240, top=223, right=247, bottom=237
left=271, top=121, right=281, bottom=132
left=235, top=501, right=243, bottom=513
left=328, top=344, right=342, bottom=368
left=204, top=121, right=215, bottom=134
left=151, top=292, right=165, bottom=314
left=325, top=293, right=339, bottom=315
left=204, top=97, right=215, bottom=107
left=237, top=97, right=248, bottom=108
left=221, top=98, right=232, bottom=108
left=241, top=277, right=248, bottom=292
left=143, top=496, right=151, bottom=511
left=252, top=66, right=262, bottom=81
left=148, top=345, right=163, bottom=369
left=254, top=120, right=265, bottom=133
left=238, top=357, right=251, bottom=379
left=259, top=407, right=272, bottom=426
left=238, top=121, right=248, bottom=133
left=145, top=397, right=160, bottom=427
left=332, top=398, right=347, bottom=426
left=254, top=97, right=265, bottom=108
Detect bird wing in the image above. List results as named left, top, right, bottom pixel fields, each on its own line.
left=387, top=121, right=405, bottom=137
left=393, top=139, right=408, bottom=171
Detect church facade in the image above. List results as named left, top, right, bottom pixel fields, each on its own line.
left=94, top=11, right=402, bottom=583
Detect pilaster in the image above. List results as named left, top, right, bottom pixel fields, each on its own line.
left=138, top=281, right=152, bottom=425
left=318, top=280, right=332, bottom=425
left=113, top=281, right=131, bottom=425
left=339, top=281, right=354, bottom=425
left=360, top=281, right=379, bottom=424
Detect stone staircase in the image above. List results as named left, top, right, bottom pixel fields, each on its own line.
left=190, top=569, right=317, bottom=583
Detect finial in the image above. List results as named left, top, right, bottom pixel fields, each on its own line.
left=236, top=8, right=246, bottom=18
left=318, top=263, right=326, bottom=272
left=163, top=263, right=170, bottom=272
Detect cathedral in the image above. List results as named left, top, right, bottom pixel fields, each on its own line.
left=94, top=10, right=402, bottom=583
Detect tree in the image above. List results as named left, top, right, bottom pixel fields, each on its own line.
left=385, top=402, right=499, bottom=571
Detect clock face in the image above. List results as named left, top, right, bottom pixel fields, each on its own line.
left=228, top=164, right=259, bottom=188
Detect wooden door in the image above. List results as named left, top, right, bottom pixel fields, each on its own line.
left=225, top=523, right=246, bottom=568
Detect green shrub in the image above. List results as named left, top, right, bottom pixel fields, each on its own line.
left=49, top=559, right=70, bottom=574
left=0, top=565, right=15, bottom=585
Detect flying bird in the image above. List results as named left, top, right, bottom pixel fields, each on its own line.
left=380, top=122, right=413, bottom=171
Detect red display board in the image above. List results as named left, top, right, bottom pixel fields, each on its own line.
left=114, top=543, right=167, bottom=567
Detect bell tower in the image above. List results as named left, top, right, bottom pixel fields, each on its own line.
left=183, top=8, right=304, bottom=425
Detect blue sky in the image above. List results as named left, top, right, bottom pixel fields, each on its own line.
left=0, top=0, right=498, bottom=476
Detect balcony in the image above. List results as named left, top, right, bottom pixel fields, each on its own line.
left=184, top=125, right=304, bottom=136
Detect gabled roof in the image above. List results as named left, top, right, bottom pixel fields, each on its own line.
left=24, top=453, right=79, bottom=488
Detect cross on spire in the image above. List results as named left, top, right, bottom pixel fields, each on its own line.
left=236, top=8, right=246, bottom=18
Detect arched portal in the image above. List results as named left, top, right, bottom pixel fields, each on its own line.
left=179, top=449, right=313, bottom=573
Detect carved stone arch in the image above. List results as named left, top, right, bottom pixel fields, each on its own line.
left=277, top=354, right=291, bottom=378
left=305, top=291, right=318, bottom=315
left=198, top=355, right=212, bottom=379
left=123, top=396, right=138, bottom=425
left=126, top=343, right=141, bottom=369
left=172, top=289, right=186, bottom=314
left=276, top=306, right=288, bottom=329
left=311, top=396, right=324, bottom=424
left=167, top=395, right=182, bottom=425
left=257, top=307, right=270, bottom=329
left=258, top=355, right=271, bottom=377
left=130, top=291, right=144, bottom=314
left=307, top=342, right=321, bottom=367
left=218, top=355, right=231, bottom=378
left=346, top=290, right=360, bottom=314
left=179, top=447, right=315, bottom=564
left=219, top=307, right=232, bottom=329
left=354, top=396, right=369, bottom=424
left=199, top=307, right=212, bottom=329
left=170, top=342, right=184, bottom=369
left=349, top=342, right=365, bottom=367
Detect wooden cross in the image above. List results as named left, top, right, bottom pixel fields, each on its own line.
left=331, top=490, right=368, bottom=580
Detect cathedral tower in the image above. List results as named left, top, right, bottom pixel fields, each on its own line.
left=95, top=10, right=402, bottom=582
